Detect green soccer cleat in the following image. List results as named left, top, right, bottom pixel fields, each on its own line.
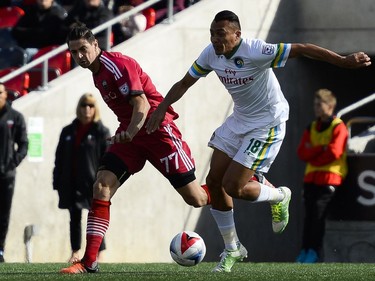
left=271, top=186, right=291, bottom=233
left=212, top=243, right=248, bottom=273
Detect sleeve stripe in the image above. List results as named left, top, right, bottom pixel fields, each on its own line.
left=190, top=61, right=211, bottom=76
left=271, top=43, right=289, bottom=68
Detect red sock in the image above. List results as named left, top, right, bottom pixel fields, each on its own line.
left=201, top=184, right=211, bottom=205
left=83, top=199, right=110, bottom=268
left=250, top=175, right=258, bottom=182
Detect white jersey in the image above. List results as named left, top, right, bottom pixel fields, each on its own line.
left=189, top=38, right=291, bottom=134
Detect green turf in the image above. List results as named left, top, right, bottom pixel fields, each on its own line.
left=0, top=262, right=374, bottom=281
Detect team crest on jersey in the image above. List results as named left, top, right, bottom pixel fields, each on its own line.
left=234, top=57, right=244, bottom=68
left=119, top=82, right=129, bottom=95
left=262, top=44, right=275, bottom=55
left=102, top=80, right=108, bottom=90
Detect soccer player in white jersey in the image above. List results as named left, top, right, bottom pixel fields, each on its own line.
left=146, top=10, right=371, bottom=272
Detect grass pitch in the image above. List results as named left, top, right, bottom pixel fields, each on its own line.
left=0, top=262, right=374, bottom=281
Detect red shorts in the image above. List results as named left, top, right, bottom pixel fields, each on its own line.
left=107, top=122, right=195, bottom=177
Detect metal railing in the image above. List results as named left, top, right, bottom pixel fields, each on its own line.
left=337, top=92, right=375, bottom=118
left=0, top=0, right=173, bottom=89
left=337, top=92, right=375, bottom=149
left=346, top=116, right=375, bottom=138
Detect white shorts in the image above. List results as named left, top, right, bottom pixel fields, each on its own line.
left=208, top=122, right=286, bottom=173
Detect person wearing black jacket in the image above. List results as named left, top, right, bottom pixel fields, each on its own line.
left=62, top=0, right=113, bottom=50
left=53, top=93, right=110, bottom=263
left=0, top=83, right=28, bottom=263
left=11, top=0, right=67, bottom=60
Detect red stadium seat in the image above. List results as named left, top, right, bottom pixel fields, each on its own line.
left=110, top=31, right=114, bottom=47
left=0, top=6, right=25, bottom=28
left=143, top=8, right=156, bottom=30
left=0, top=67, right=30, bottom=99
left=32, top=45, right=72, bottom=74
left=28, top=67, right=61, bottom=91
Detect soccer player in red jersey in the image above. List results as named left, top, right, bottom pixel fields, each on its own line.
left=60, top=23, right=210, bottom=274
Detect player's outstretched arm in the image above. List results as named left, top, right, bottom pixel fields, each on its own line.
left=288, top=43, right=371, bottom=69
left=146, top=72, right=198, bottom=133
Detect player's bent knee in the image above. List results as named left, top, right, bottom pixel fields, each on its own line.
left=93, top=173, right=119, bottom=200
left=93, top=182, right=110, bottom=200
left=183, top=196, right=206, bottom=208
left=225, top=188, right=241, bottom=198
left=223, top=181, right=242, bottom=198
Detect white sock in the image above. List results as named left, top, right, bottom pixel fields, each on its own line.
left=253, top=183, right=284, bottom=203
left=210, top=208, right=239, bottom=251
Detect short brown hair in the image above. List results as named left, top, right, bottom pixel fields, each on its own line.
left=315, top=89, right=337, bottom=107
left=67, top=23, right=96, bottom=46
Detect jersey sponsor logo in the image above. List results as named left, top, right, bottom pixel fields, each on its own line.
left=119, top=82, right=129, bottom=96
left=218, top=74, right=254, bottom=85
left=262, top=44, right=275, bottom=55
left=221, top=68, right=253, bottom=85
left=103, top=91, right=117, bottom=102
left=234, top=57, right=244, bottom=68
left=225, top=68, right=236, bottom=75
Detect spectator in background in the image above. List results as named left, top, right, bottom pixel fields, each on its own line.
left=63, top=0, right=113, bottom=50
left=296, top=89, right=348, bottom=263
left=111, top=0, right=140, bottom=15
left=151, top=0, right=185, bottom=24
left=112, top=0, right=146, bottom=44
left=11, top=0, right=67, bottom=60
left=55, top=0, right=77, bottom=12
left=53, top=93, right=110, bottom=263
left=0, top=83, right=28, bottom=263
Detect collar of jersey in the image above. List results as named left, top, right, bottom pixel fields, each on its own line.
left=224, top=38, right=243, bottom=59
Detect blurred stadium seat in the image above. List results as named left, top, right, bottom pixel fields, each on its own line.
left=28, top=67, right=61, bottom=91
left=32, top=45, right=72, bottom=74
left=0, top=67, right=30, bottom=99
left=0, top=6, right=25, bottom=28
left=0, top=27, right=19, bottom=48
left=143, top=8, right=156, bottom=30
left=0, top=46, right=28, bottom=69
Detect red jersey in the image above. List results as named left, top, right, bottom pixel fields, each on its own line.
left=93, top=51, right=178, bottom=135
